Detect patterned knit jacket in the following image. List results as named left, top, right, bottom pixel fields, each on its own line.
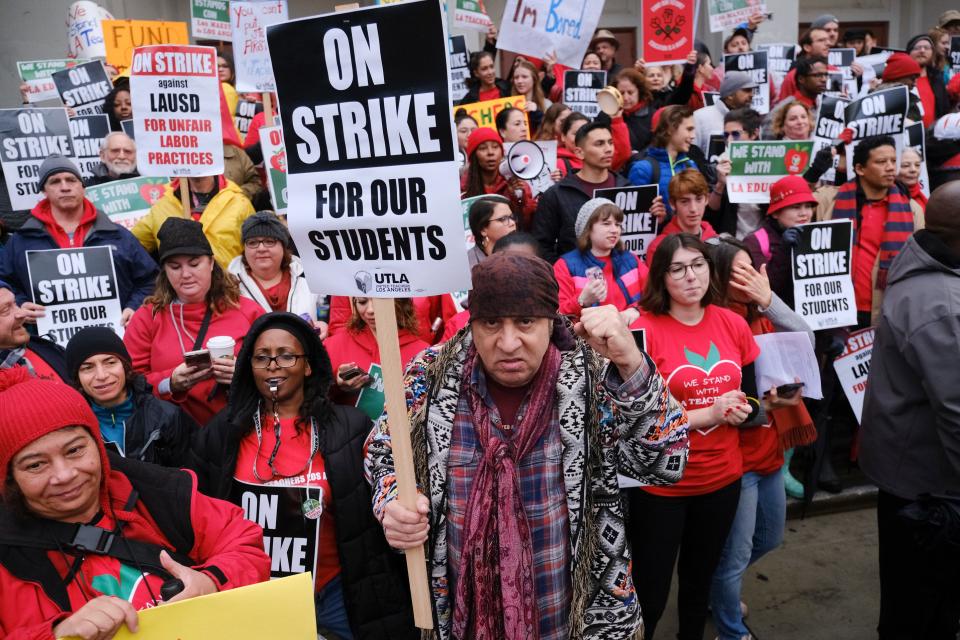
left=366, top=327, right=690, bottom=639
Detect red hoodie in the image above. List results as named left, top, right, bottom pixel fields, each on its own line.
left=30, top=198, right=98, bottom=248
left=0, top=443, right=269, bottom=640
left=124, top=298, right=264, bottom=426
left=324, top=325, right=429, bottom=406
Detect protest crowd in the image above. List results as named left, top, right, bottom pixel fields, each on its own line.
left=2, top=1, right=960, bottom=639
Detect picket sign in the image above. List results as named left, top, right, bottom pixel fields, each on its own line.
left=336, top=1, right=432, bottom=629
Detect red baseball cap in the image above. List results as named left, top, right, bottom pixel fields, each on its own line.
left=768, top=175, right=817, bottom=215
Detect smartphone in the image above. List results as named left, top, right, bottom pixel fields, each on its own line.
left=183, top=349, right=212, bottom=369
left=775, top=382, right=804, bottom=398
left=585, top=266, right=604, bottom=282
left=341, top=366, right=365, bottom=381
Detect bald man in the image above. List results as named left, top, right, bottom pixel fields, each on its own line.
left=860, top=181, right=960, bottom=640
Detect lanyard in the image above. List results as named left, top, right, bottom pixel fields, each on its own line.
left=251, top=400, right=319, bottom=483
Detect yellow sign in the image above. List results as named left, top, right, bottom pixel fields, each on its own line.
left=102, top=20, right=190, bottom=73
left=110, top=573, right=316, bottom=639
left=458, top=95, right=530, bottom=138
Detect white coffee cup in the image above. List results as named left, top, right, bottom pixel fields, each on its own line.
left=206, top=335, right=236, bottom=360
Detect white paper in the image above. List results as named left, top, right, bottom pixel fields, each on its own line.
left=752, top=331, right=822, bottom=399
left=497, top=0, right=606, bottom=69
left=231, top=0, right=288, bottom=92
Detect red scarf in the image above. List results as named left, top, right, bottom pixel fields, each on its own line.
left=452, top=344, right=561, bottom=640
left=30, top=198, right=98, bottom=248
left=908, top=182, right=928, bottom=210
left=251, top=270, right=292, bottom=312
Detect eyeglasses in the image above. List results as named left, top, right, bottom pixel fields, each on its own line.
left=252, top=354, right=305, bottom=369
left=723, top=130, right=743, bottom=139
left=245, top=238, right=280, bottom=249
left=490, top=214, right=517, bottom=225
left=667, top=259, right=709, bottom=280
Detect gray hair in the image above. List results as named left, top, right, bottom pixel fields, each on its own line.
left=99, top=131, right=135, bottom=151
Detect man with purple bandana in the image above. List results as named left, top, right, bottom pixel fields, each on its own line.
left=366, top=253, right=690, bottom=639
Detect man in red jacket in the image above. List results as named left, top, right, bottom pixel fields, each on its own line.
left=0, top=368, right=271, bottom=640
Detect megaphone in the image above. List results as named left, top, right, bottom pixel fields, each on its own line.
left=499, top=140, right=547, bottom=181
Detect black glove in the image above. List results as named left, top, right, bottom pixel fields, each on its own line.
left=782, top=227, right=801, bottom=247
left=802, top=146, right=835, bottom=184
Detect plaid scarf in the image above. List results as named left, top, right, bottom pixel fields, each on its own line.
left=832, top=179, right=914, bottom=290
left=451, top=343, right=562, bottom=640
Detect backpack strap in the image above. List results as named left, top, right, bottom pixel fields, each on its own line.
left=755, top=227, right=771, bottom=261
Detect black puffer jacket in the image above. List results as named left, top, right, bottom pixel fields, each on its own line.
left=192, top=404, right=418, bottom=640
left=93, top=375, right=197, bottom=467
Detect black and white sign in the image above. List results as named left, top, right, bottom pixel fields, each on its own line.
left=843, top=85, right=908, bottom=179
left=27, top=247, right=124, bottom=345
left=235, top=99, right=262, bottom=139
left=234, top=481, right=319, bottom=579
left=904, top=121, right=929, bottom=198
left=833, top=327, right=873, bottom=424
left=812, top=94, right=848, bottom=183
left=828, top=48, right=857, bottom=97
left=723, top=50, right=770, bottom=114
left=758, top=43, right=796, bottom=92
left=563, top=70, right=607, bottom=119
left=52, top=60, right=113, bottom=116
left=791, top=220, right=856, bottom=330
left=594, top=185, right=659, bottom=260
left=0, top=108, right=74, bottom=210
left=449, top=35, right=470, bottom=103
left=267, top=1, right=470, bottom=297
left=951, top=36, right=960, bottom=75
left=707, top=134, right=725, bottom=164
left=69, top=114, right=111, bottom=181
left=702, top=91, right=720, bottom=107
left=121, top=118, right=135, bottom=139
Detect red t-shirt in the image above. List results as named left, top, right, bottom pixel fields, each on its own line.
left=917, top=75, right=936, bottom=127
left=852, top=199, right=887, bottom=312
left=634, top=305, right=759, bottom=496
left=24, top=348, right=62, bottom=381
left=234, top=416, right=340, bottom=591
left=478, top=87, right=501, bottom=102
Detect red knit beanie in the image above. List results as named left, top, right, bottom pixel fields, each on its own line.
left=0, top=367, right=105, bottom=481
left=466, top=127, right=503, bottom=159
left=882, top=52, right=922, bottom=82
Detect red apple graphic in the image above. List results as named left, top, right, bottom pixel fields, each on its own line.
left=665, top=342, right=743, bottom=434
left=270, top=149, right=286, bottom=173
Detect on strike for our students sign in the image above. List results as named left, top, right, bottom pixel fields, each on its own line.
left=52, top=60, right=113, bottom=116
left=69, top=114, right=111, bottom=181
left=723, top=50, right=770, bottom=114
left=594, top=185, right=659, bottom=260
left=449, top=36, right=470, bottom=103
left=130, top=45, right=224, bottom=177
left=563, top=70, right=606, bottom=119
left=27, top=246, right=124, bottom=346
left=0, top=108, right=74, bottom=210
left=791, top=219, right=857, bottom=330
left=267, top=0, right=471, bottom=298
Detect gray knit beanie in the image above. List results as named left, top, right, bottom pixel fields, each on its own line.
left=810, top=14, right=838, bottom=29
left=575, top=197, right=617, bottom=239
left=241, top=210, right=291, bottom=247
left=37, top=155, right=82, bottom=190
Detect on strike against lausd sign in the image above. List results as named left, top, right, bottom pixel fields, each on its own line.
left=129, top=45, right=224, bottom=177
left=267, top=0, right=470, bottom=297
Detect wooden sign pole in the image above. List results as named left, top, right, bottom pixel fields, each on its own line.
left=179, top=179, right=191, bottom=218
left=262, top=92, right=273, bottom=125
left=371, top=297, right=434, bottom=630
